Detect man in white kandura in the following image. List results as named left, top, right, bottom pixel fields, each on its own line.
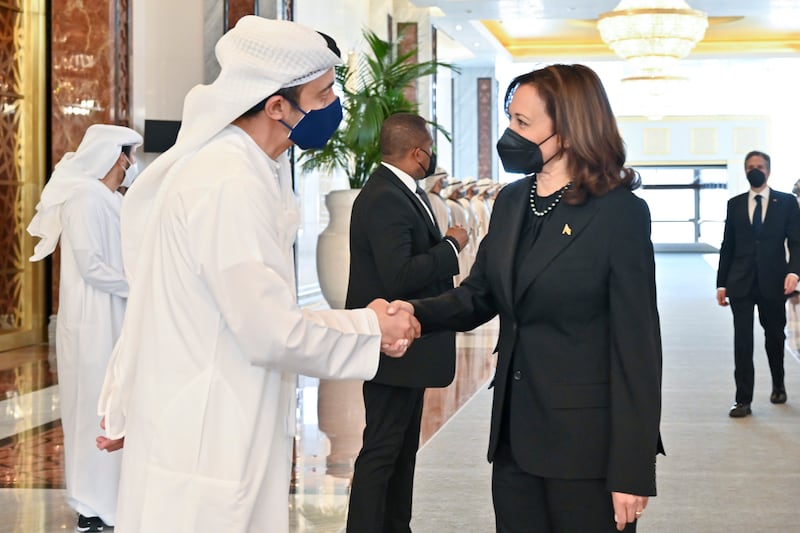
left=423, top=167, right=452, bottom=237
left=471, top=177, right=494, bottom=243
left=27, top=124, right=143, bottom=533
left=93, top=16, right=419, bottom=533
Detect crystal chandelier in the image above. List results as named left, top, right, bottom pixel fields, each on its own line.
left=597, top=0, right=709, bottom=73
left=620, top=74, right=688, bottom=97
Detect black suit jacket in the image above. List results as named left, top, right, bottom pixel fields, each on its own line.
left=717, top=188, right=800, bottom=298
left=412, top=176, right=664, bottom=496
left=346, top=164, right=458, bottom=387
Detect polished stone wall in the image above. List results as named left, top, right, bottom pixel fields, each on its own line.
left=452, top=66, right=497, bottom=181
left=50, top=0, right=129, bottom=162
left=398, top=21, right=418, bottom=105
left=204, top=0, right=279, bottom=83
left=477, top=77, right=493, bottom=180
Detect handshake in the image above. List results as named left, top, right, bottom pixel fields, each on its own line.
left=367, top=299, right=420, bottom=357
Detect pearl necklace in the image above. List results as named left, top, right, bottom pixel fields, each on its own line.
left=530, top=180, right=571, bottom=217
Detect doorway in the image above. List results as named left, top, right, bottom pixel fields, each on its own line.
left=633, top=165, right=728, bottom=252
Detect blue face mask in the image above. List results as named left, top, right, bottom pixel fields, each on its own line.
left=280, top=97, right=343, bottom=150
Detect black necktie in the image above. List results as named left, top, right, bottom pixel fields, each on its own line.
left=753, top=194, right=763, bottom=236
left=415, top=186, right=439, bottom=230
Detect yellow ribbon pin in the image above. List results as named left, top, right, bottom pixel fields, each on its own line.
left=562, top=223, right=572, bottom=236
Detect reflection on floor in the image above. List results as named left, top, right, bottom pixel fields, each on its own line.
left=0, top=318, right=498, bottom=532
left=290, top=320, right=497, bottom=532
left=6, top=256, right=800, bottom=532
left=0, top=345, right=63, bottom=491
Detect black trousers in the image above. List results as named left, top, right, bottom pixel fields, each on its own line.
left=346, top=381, right=424, bottom=533
left=729, top=291, right=786, bottom=404
left=492, top=441, right=637, bottom=533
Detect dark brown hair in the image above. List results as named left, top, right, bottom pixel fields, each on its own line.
left=239, top=86, right=302, bottom=119
left=503, top=64, right=639, bottom=204
left=744, top=150, right=770, bottom=172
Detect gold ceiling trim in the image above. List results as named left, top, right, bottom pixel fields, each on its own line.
left=482, top=18, right=800, bottom=59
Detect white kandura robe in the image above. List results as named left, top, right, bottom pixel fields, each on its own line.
left=58, top=180, right=127, bottom=524
left=99, top=126, right=382, bottom=533
left=427, top=191, right=450, bottom=237
left=447, top=198, right=472, bottom=285
left=470, top=195, right=491, bottom=243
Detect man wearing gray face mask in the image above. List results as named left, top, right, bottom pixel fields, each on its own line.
left=717, top=150, right=800, bottom=418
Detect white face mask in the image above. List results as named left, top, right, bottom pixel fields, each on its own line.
left=120, top=156, right=139, bottom=188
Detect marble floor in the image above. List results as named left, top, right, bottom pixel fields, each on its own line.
left=4, top=253, right=800, bottom=533
left=0, top=317, right=498, bottom=532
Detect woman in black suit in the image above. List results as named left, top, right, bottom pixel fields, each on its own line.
left=409, top=64, right=664, bottom=532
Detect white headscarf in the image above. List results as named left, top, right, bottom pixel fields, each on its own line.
left=120, top=16, right=342, bottom=281
left=422, top=167, right=448, bottom=192
left=475, top=177, right=494, bottom=193
left=442, top=180, right=463, bottom=198
left=27, top=124, right=142, bottom=261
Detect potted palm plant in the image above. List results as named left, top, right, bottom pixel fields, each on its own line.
left=300, top=29, right=454, bottom=308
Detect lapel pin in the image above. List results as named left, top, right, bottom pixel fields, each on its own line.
left=562, top=223, right=572, bottom=236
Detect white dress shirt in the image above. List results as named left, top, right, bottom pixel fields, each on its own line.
left=381, top=162, right=459, bottom=256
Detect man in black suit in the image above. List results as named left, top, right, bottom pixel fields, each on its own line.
left=345, top=113, right=468, bottom=532
left=717, top=150, right=800, bottom=417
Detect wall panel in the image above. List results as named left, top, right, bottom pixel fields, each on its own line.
left=0, top=0, right=46, bottom=351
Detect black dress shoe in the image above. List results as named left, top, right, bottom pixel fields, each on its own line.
left=770, top=389, right=787, bottom=404
left=76, top=514, right=105, bottom=532
left=729, top=403, right=752, bottom=418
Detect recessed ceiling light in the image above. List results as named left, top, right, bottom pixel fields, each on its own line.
left=474, top=41, right=480, bottom=47
left=455, top=24, right=463, bottom=31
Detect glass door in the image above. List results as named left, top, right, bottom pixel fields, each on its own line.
left=633, top=165, right=728, bottom=252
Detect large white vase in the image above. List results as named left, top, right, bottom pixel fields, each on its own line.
left=317, top=379, right=365, bottom=478
left=316, top=188, right=360, bottom=309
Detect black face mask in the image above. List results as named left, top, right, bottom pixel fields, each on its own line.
left=496, top=128, right=556, bottom=175
left=418, top=148, right=437, bottom=178
left=746, top=168, right=766, bottom=188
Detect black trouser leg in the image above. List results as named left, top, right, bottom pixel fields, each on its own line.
left=346, top=382, right=424, bottom=533
left=492, top=441, right=635, bottom=533
left=756, top=296, right=787, bottom=390
left=730, top=296, right=756, bottom=404
left=382, top=389, right=424, bottom=532
left=492, top=441, right=551, bottom=533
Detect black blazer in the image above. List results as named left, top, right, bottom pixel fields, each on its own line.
left=346, top=164, right=458, bottom=387
left=412, top=176, right=664, bottom=496
left=717, top=189, right=800, bottom=298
